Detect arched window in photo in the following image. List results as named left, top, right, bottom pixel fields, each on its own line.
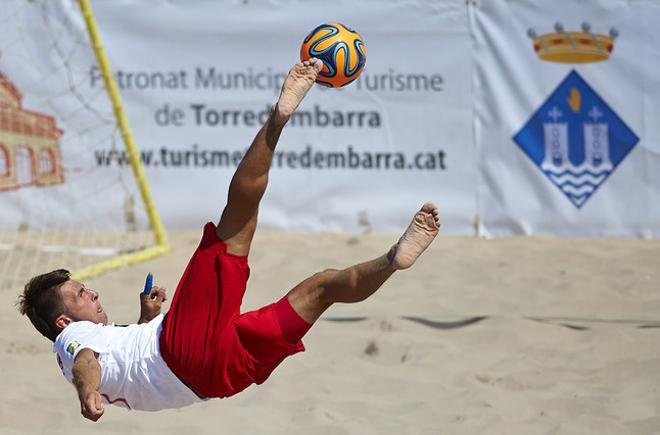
left=39, top=148, right=55, bottom=175
left=15, top=146, right=33, bottom=186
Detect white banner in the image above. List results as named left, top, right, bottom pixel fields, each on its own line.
left=471, top=0, right=660, bottom=237
left=85, top=0, right=476, bottom=233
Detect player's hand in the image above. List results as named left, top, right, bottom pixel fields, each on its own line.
left=139, top=286, right=167, bottom=323
left=80, top=390, right=104, bottom=422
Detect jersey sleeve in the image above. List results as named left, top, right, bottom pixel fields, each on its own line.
left=53, top=321, right=109, bottom=382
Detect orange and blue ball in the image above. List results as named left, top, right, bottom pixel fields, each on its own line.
left=300, top=23, right=366, bottom=88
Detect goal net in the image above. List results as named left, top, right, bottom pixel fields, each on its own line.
left=0, top=0, right=168, bottom=292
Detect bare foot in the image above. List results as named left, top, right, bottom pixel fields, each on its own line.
left=273, top=59, right=323, bottom=126
left=389, top=202, right=440, bottom=270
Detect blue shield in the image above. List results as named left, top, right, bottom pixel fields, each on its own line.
left=513, top=70, right=639, bottom=208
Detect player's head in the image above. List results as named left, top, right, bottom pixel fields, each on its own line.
left=17, top=269, right=108, bottom=342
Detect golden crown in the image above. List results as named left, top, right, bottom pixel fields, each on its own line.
left=527, top=22, right=618, bottom=64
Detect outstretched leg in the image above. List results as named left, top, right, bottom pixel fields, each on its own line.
left=287, top=202, right=441, bottom=324
left=216, top=59, right=323, bottom=256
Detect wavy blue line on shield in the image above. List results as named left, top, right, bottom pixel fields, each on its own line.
left=513, top=70, right=639, bottom=208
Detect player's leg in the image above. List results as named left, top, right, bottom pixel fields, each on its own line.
left=286, top=202, right=441, bottom=325
left=228, top=204, right=438, bottom=391
left=216, top=59, right=323, bottom=256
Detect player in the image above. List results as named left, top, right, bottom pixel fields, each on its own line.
left=17, top=59, right=440, bottom=420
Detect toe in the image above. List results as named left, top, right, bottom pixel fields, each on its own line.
left=424, top=213, right=438, bottom=229
left=311, top=58, right=323, bottom=72
left=421, top=201, right=437, bottom=213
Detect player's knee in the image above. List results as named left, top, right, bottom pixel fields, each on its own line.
left=229, top=174, right=268, bottom=199
left=307, top=268, right=360, bottom=305
left=307, top=269, right=339, bottom=304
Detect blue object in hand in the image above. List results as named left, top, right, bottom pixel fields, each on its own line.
left=143, top=273, right=153, bottom=296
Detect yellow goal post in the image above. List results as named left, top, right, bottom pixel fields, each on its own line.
left=72, top=0, right=170, bottom=281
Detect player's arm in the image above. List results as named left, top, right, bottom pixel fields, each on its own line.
left=138, top=286, right=167, bottom=324
left=71, top=348, right=104, bottom=422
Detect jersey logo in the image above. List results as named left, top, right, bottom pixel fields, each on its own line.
left=65, top=341, right=80, bottom=356
left=513, top=70, right=639, bottom=208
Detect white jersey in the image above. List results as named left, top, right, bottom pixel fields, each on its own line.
left=53, top=314, right=203, bottom=411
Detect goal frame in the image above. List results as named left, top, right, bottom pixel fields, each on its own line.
left=72, top=0, right=170, bottom=281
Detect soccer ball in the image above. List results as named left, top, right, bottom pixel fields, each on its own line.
left=300, top=23, right=366, bottom=88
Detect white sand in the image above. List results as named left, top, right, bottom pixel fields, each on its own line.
left=1, top=229, right=659, bottom=435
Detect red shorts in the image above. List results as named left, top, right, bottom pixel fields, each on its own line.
left=159, top=223, right=305, bottom=398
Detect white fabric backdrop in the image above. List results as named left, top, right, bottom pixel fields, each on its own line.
left=89, top=0, right=476, bottom=233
